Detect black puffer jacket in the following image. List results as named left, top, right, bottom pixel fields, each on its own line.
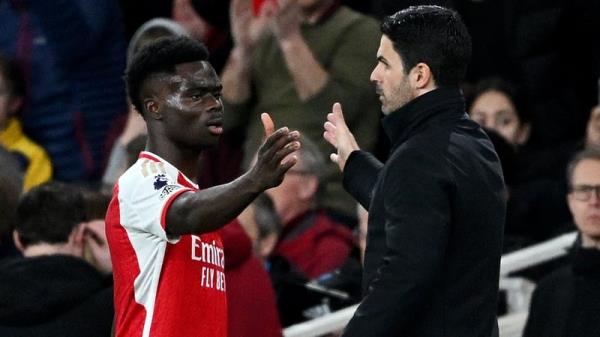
left=0, top=255, right=113, bottom=337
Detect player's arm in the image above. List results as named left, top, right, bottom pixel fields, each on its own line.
left=166, top=114, right=300, bottom=235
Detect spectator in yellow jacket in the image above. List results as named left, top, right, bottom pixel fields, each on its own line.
left=0, top=54, right=51, bottom=191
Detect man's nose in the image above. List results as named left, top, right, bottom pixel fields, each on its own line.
left=370, top=67, right=379, bottom=83
left=207, top=96, right=223, bottom=111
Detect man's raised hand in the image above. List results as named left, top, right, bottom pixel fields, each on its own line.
left=323, top=102, right=359, bottom=171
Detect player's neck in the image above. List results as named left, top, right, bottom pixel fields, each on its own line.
left=145, top=139, right=200, bottom=181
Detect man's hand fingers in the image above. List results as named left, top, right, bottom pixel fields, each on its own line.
left=280, top=155, right=298, bottom=172
left=332, top=102, right=346, bottom=124
left=261, top=112, right=276, bottom=137
left=323, top=121, right=337, bottom=146
left=261, top=129, right=300, bottom=162
left=265, top=131, right=299, bottom=161
left=261, top=126, right=289, bottom=151
left=271, top=140, right=300, bottom=165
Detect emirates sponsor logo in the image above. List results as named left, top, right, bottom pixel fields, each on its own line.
left=191, top=235, right=226, bottom=292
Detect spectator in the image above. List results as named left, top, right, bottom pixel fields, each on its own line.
left=237, top=193, right=283, bottom=260
left=219, top=213, right=283, bottom=337
left=221, top=0, right=381, bottom=224
left=0, top=53, right=51, bottom=190
left=469, top=77, right=531, bottom=147
left=459, top=0, right=599, bottom=147
left=469, top=77, right=575, bottom=247
left=524, top=146, right=600, bottom=337
left=468, top=77, right=578, bottom=183
left=235, top=193, right=308, bottom=327
left=80, top=188, right=113, bottom=274
left=0, top=182, right=113, bottom=337
left=0, top=0, right=128, bottom=182
left=268, top=136, right=354, bottom=279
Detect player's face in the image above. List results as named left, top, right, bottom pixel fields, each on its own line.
left=160, top=61, right=224, bottom=150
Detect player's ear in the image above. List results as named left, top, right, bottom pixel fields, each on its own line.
left=145, top=99, right=162, bottom=120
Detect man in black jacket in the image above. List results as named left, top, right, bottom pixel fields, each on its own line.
left=523, top=147, right=600, bottom=337
left=323, top=5, right=506, bottom=336
left=0, top=182, right=113, bottom=337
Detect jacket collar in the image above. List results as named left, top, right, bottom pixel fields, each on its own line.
left=382, top=87, right=466, bottom=148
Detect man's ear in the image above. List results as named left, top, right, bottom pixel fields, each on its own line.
left=12, top=230, right=25, bottom=253
left=566, top=193, right=575, bottom=217
left=412, top=63, right=434, bottom=90
left=144, top=99, right=162, bottom=120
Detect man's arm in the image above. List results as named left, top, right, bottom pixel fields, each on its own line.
left=269, top=0, right=328, bottom=101
left=342, top=151, right=383, bottom=209
left=221, top=0, right=269, bottom=104
left=166, top=115, right=300, bottom=235
left=300, top=12, right=381, bottom=154
left=221, top=47, right=254, bottom=105
left=341, top=150, right=452, bottom=336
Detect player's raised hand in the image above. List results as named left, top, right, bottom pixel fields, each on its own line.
left=250, top=114, right=301, bottom=189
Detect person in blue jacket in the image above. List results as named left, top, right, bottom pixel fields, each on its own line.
left=0, top=0, right=128, bottom=182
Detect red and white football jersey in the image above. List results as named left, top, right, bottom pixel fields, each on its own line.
left=105, top=151, right=227, bottom=337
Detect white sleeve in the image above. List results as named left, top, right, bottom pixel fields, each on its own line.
left=119, top=167, right=193, bottom=243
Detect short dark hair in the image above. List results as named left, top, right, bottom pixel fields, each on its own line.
left=80, top=188, right=111, bottom=221
left=0, top=53, right=26, bottom=98
left=381, top=5, right=471, bottom=87
left=566, top=146, right=600, bottom=188
left=469, top=77, right=531, bottom=124
left=125, top=36, right=209, bottom=115
left=15, top=182, right=87, bottom=247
